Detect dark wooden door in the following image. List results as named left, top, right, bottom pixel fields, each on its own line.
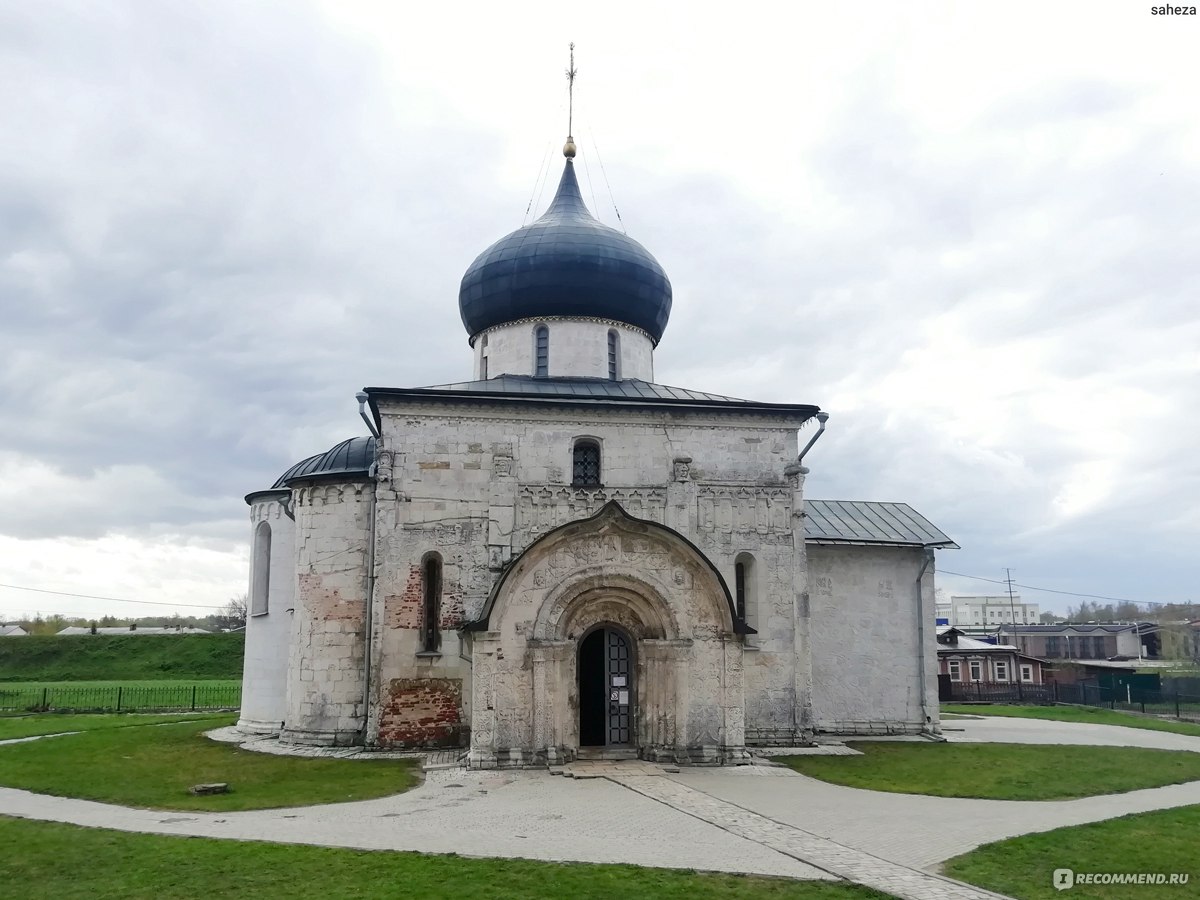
left=606, top=628, right=632, bottom=746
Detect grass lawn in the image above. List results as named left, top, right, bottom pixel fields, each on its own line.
left=0, top=717, right=417, bottom=811
left=780, top=742, right=1200, bottom=800
left=945, top=804, right=1199, bottom=898
left=0, top=817, right=885, bottom=900
left=941, top=703, right=1200, bottom=738
left=0, top=712, right=227, bottom=741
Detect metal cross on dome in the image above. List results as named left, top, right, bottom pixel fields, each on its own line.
left=566, top=42, right=577, bottom=138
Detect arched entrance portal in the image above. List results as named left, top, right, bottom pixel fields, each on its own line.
left=466, top=501, right=749, bottom=768
left=578, top=625, right=633, bottom=747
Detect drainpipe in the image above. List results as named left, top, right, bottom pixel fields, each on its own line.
left=357, top=391, right=381, bottom=439
left=361, top=460, right=379, bottom=743
left=357, top=389, right=381, bottom=741
left=797, top=411, right=829, bottom=469
left=916, top=547, right=936, bottom=734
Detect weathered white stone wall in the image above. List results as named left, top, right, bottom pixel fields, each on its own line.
left=237, top=494, right=295, bottom=734
left=281, top=482, right=373, bottom=746
left=807, top=543, right=940, bottom=735
left=365, top=399, right=808, bottom=752
left=472, top=318, right=654, bottom=380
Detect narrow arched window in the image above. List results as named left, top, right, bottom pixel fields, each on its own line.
left=734, top=552, right=756, bottom=630
left=422, top=554, right=442, bottom=653
left=572, top=440, right=601, bottom=487
left=534, top=325, right=549, bottom=377
left=607, top=329, right=619, bottom=380
left=251, top=522, right=271, bottom=616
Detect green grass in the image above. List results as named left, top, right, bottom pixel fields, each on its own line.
left=780, top=742, right=1200, bottom=800
left=0, top=633, right=243, bottom=681
left=0, top=820, right=888, bottom=897
left=945, top=804, right=1200, bottom=898
left=0, top=818, right=884, bottom=900
left=941, top=703, right=1200, bottom=738
left=0, top=679, right=240, bottom=712
left=0, top=717, right=417, bottom=811
left=0, top=713, right=226, bottom=741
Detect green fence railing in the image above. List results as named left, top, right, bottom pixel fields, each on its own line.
left=0, top=683, right=241, bottom=713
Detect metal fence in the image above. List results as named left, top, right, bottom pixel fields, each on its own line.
left=945, top=680, right=1200, bottom=722
left=0, top=683, right=241, bottom=713
left=943, top=682, right=1055, bottom=703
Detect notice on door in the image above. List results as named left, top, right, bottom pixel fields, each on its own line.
left=617, top=690, right=629, bottom=705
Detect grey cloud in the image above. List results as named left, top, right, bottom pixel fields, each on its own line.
left=1, top=3, right=1196, bottom=610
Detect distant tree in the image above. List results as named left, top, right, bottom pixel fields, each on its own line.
left=214, top=594, right=248, bottom=631
left=1039, top=611, right=1059, bottom=624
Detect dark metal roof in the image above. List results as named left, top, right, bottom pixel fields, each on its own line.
left=458, top=160, right=673, bottom=342
left=247, top=437, right=377, bottom=504
left=364, top=376, right=820, bottom=419
left=804, top=500, right=958, bottom=549
left=271, top=453, right=323, bottom=488
left=420, top=376, right=751, bottom=403
left=286, top=436, right=376, bottom=484
left=998, top=624, right=1138, bottom=635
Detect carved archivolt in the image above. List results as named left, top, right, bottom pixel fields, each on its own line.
left=487, top=502, right=733, bottom=642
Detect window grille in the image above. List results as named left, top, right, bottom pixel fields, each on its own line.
left=607, top=330, right=619, bottom=380
left=535, top=325, right=549, bottom=376
left=422, top=555, right=442, bottom=653
left=572, top=441, right=601, bottom=486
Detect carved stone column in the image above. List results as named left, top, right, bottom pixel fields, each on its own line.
left=468, top=632, right=500, bottom=768
left=530, top=639, right=572, bottom=764
left=666, top=457, right=697, bottom=538
left=721, top=635, right=749, bottom=761
left=640, top=639, right=682, bottom=760
left=487, top=449, right=516, bottom=570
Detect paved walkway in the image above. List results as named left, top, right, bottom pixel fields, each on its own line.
left=0, top=768, right=830, bottom=881
left=944, top=715, right=1200, bottom=752
left=5, top=715, right=1200, bottom=898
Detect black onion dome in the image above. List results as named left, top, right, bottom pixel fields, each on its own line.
left=458, top=160, right=672, bottom=343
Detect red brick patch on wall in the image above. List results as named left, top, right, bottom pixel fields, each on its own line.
left=383, top=565, right=423, bottom=629
left=383, top=565, right=465, bottom=631
left=299, top=574, right=364, bottom=624
left=377, top=677, right=466, bottom=749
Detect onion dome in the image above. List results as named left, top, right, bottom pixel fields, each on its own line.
left=458, top=160, right=672, bottom=343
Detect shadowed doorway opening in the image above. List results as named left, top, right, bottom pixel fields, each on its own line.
left=578, top=625, right=632, bottom=747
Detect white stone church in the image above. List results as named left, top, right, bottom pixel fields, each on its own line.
left=238, top=143, right=956, bottom=767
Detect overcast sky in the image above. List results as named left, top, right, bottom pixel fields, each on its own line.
left=1, top=1, right=1197, bottom=622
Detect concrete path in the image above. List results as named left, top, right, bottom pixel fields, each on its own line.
left=944, top=715, right=1200, bottom=752
left=5, top=715, right=1200, bottom=898
left=0, top=768, right=831, bottom=881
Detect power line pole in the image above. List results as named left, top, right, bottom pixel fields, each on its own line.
left=1005, top=568, right=1020, bottom=649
